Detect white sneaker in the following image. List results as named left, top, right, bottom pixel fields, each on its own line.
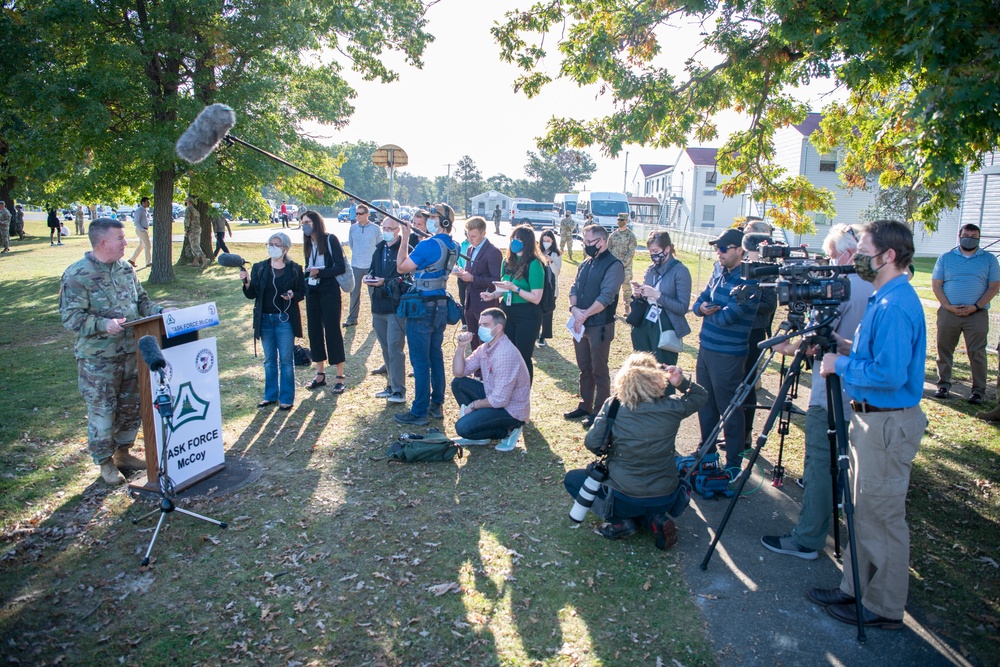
left=495, top=426, right=522, bottom=452
left=387, top=392, right=406, bottom=404
left=375, top=388, right=392, bottom=399
left=454, top=438, right=491, bottom=446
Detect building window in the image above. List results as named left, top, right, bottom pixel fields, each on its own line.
left=819, top=154, right=837, bottom=172
left=703, top=190, right=717, bottom=197
left=705, top=171, right=717, bottom=185
left=814, top=213, right=828, bottom=225
left=703, top=205, right=716, bottom=221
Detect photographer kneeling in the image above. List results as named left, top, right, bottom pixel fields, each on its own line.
left=564, top=353, right=707, bottom=550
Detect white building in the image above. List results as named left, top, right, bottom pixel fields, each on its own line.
left=669, top=148, right=746, bottom=231
left=469, top=190, right=512, bottom=221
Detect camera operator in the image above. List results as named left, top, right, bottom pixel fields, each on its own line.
left=760, top=224, right=874, bottom=560
left=691, top=228, right=760, bottom=473
left=810, top=220, right=928, bottom=630
left=740, top=232, right=779, bottom=446
left=366, top=216, right=407, bottom=404
left=563, top=353, right=707, bottom=549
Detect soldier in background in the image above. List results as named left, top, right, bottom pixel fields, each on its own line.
left=59, top=218, right=173, bottom=484
left=74, top=205, right=86, bottom=236
left=559, top=211, right=576, bottom=260
left=607, top=212, right=637, bottom=315
left=184, top=196, right=209, bottom=268
left=0, top=201, right=9, bottom=254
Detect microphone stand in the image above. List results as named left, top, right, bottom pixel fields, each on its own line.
left=132, top=369, right=227, bottom=566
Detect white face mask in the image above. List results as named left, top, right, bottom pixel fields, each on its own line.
left=478, top=324, right=496, bottom=344
left=542, top=240, right=552, bottom=250
left=427, top=218, right=440, bottom=234
left=267, top=245, right=284, bottom=260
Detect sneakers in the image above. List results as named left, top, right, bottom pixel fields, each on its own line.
left=495, top=426, right=522, bottom=452
left=428, top=403, right=443, bottom=419
left=387, top=392, right=406, bottom=404
left=375, top=388, right=393, bottom=399
left=969, top=393, right=985, bottom=405
left=537, top=338, right=547, bottom=348
left=761, top=534, right=819, bottom=560
left=100, top=460, right=125, bottom=485
left=394, top=412, right=428, bottom=426
left=650, top=514, right=678, bottom=550
left=112, top=449, right=146, bottom=472
left=599, top=518, right=637, bottom=540
left=933, top=386, right=949, bottom=399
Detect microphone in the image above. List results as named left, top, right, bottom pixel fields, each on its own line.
left=176, top=103, right=237, bottom=164
left=217, top=252, right=247, bottom=268
left=137, top=335, right=167, bottom=372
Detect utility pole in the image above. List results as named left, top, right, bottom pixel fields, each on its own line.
left=623, top=151, right=629, bottom=193
left=444, top=163, right=452, bottom=204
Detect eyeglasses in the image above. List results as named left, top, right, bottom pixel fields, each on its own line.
left=357, top=210, right=369, bottom=215
left=584, top=238, right=601, bottom=246
left=382, top=226, right=398, bottom=232
left=715, top=245, right=738, bottom=253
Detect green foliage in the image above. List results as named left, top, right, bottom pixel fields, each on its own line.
left=493, top=0, right=1000, bottom=232
left=455, top=155, right=484, bottom=215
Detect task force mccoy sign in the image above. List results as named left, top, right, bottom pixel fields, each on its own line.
left=149, top=337, right=225, bottom=486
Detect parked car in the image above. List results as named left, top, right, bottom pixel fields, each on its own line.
left=338, top=207, right=350, bottom=221
left=510, top=201, right=560, bottom=230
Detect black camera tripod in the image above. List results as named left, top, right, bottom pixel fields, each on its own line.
left=132, top=373, right=227, bottom=566
left=693, top=308, right=868, bottom=641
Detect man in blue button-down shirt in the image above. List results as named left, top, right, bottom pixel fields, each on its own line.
left=813, top=220, right=928, bottom=630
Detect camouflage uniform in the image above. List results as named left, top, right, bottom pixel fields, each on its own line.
left=59, top=252, right=164, bottom=464
left=559, top=215, right=576, bottom=259
left=185, top=203, right=207, bottom=264
left=607, top=226, right=637, bottom=312
left=0, top=206, right=10, bottom=253
left=74, top=207, right=85, bottom=236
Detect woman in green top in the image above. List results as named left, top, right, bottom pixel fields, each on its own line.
left=480, top=224, right=545, bottom=382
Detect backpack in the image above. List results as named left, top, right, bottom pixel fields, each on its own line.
left=675, top=452, right=735, bottom=500
left=540, top=263, right=557, bottom=314
left=293, top=345, right=312, bottom=366
left=385, top=430, right=464, bottom=463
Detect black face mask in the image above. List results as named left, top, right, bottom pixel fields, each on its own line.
left=584, top=243, right=599, bottom=258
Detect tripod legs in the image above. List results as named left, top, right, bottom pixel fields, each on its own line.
left=132, top=497, right=228, bottom=567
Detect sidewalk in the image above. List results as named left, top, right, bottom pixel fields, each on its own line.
left=671, top=396, right=975, bottom=666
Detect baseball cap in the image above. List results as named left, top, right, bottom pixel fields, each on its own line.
left=617, top=212, right=628, bottom=221
left=429, top=203, right=454, bottom=223
left=709, top=228, right=744, bottom=249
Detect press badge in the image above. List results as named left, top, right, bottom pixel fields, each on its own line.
left=505, top=290, right=513, bottom=306
left=646, top=304, right=661, bottom=322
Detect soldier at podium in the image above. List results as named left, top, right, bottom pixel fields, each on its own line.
left=59, top=218, right=173, bottom=485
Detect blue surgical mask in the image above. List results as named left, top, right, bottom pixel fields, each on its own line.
left=478, top=325, right=496, bottom=344
left=510, top=238, right=524, bottom=253
left=301, top=223, right=313, bottom=237
left=427, top=218, right=439, bottom=234
left=382, top=231, right=396, bottom=244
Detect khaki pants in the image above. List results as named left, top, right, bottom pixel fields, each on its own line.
left=935, top=307, right=989, bottom=396
left=839, top=406, right=927, bottom=619
left=129, top=227, right=152, bottom=266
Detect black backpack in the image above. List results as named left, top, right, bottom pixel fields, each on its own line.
left=540, top=264, right=557, bottom=314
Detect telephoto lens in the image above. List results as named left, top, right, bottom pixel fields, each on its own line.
left=569, top=462, right=609, bottom=523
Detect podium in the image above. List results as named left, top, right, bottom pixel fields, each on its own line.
left=124, top=312, right=225, bottom=493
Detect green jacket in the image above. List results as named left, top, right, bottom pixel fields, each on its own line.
left=59, top=252, right=163, bottom=360
left=584, top=378, right=708, bottom=498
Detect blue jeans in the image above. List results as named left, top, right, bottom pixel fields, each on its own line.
left=563, top=469, right=681, bottom=524
left=451, top=377, right=522, bottom=439
left=260, top=313, right=295, bottom=405
left=405, top=299, right=448, bottom=417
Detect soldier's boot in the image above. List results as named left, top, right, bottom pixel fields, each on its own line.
left=113, top=449, right=146, bottom=472
left=100, top=460, right=125, bottom=485
left=976, top=404, right=1000, bottom=422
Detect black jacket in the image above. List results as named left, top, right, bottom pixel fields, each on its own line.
left=368, top=237, right=405, bottom=315
left=303, top=233, right=347, bottom=294
left=242, top=259, right=306, bottom=339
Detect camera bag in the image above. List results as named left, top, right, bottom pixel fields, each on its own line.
left=675, top=452, right=735, bottom=500
left=385, top=430, right=464, bottom=463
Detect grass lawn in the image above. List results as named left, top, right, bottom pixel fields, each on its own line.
left=0, top=220, right=997, bottom=665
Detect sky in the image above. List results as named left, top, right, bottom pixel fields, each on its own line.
left=301, top=0, right=843, bottom=197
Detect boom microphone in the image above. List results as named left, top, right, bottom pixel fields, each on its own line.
left=137, top=335, right=167, bottom=372
left=176, top=104, right=237, bottom=164
left=217, top=253, right=248, bottom=268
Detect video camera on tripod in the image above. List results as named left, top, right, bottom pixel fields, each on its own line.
left=739, top=243, right=854, bottom=315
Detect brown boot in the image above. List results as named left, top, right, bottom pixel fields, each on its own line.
left=112, top=449, right=146, bottom=472
left=976, top=405, right=1000, bottom=422
left=100, top=460, right=125, bottom=485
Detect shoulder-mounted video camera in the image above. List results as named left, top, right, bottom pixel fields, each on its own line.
left=740, top=243, right=853, bottom=314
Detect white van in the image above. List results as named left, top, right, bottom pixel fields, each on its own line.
left=576, top=191, right=630, bottom=232
left=510, top=201, right=560, bottom=229
left=554, top=192, right=578, bottom=215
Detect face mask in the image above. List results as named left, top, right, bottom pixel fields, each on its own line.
left=650, top=251, right=666, bottom=264
left=510, top=238, right=524, bottom=254
left=478, top=325, right=496, bottom=344
left=853, top=251, right=885, bottom=283
left=960, top=237, right=980, bottom=251
left=584, top=243, right=599, bottom=258
left=427, top=218, right=439, bottom=234
left=382, top=231, right=396, bottom=244
left=541, top=240, right=552, bottom=251
left=301, top=223, right=313, bottom=237
left=267, top=245, right=284, bottom=260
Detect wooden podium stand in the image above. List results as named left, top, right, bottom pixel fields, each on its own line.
left=123, top=315, right=224, bottom=493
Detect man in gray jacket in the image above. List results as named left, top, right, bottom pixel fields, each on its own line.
left=127, top=197, right=152, bottom=268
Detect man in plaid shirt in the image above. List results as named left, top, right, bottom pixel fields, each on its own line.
left=451, top=308, right=531, bottom=452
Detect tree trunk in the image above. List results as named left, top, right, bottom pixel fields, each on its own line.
left=149, top=168, right=176, bottom=284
